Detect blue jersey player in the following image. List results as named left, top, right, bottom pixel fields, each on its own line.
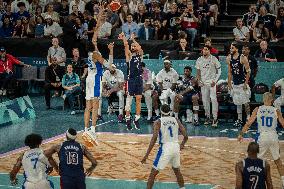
left=235, top=142, right=273, bottom=189
left=118, top=32, right=143, bottom=130
left=45, top=128, right=97, bottom=189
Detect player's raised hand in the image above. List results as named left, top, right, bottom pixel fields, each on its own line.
left=141, top=155, right=147, bottom=164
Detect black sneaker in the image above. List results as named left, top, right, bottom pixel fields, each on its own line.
left=133, top=120, right=140, bottom=130
left=126, top=119, right=132, bottom=130
left=234, top=119, right=243, bottom=127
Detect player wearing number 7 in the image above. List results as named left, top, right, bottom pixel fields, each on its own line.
left=45, top=128, right=97, bottom=189
left=141, top=104, right=188, bottom=189
left=238, top=92, right=284, bottom=188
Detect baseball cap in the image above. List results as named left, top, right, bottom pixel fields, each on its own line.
left=0, top=47, right=5, bottom=52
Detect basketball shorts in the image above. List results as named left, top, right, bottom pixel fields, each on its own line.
left=230, top=83, right=251, bottom=105
left=127, top=78, right=143, bottom=96
left=256, top=131, right=280, bottom=160
left=153, top=143, right=180, bottom=171
left=85, top=74, right=102, bottom=100
left=60, top=175, right=86, bottom=189
left=23, top=179, right=54, bottom=189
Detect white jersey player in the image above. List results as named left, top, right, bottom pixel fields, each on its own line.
left=10, top=134, right=58, bottom=189
left=272, top=77, right=284, bottom=111
left=156, top=59, right=179, bottom=111
left=196, top=45, right=221, bottom=127
left=141, top=104, right=188, bottom=189
left=238, top=92, right=284, bottom=188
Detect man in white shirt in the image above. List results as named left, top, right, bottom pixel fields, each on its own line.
left=233, top=18, right=250, bottom=42
left=156, top=59, right=179, bottom=112
left=47, top=37, right=66, bottom=66
left=102, top=64, right=125, bottom=122
left=196, top=45, right=221, bottom=127
left=272, top=78, right=284, bottom=111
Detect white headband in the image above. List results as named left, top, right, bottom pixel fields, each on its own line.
left=66, top=130, right=77, bottom=140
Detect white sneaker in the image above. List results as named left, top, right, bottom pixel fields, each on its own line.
left=70, top=111, right=76, bottom=115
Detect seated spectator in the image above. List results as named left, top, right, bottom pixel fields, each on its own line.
left=14, top=2, right=30, bottom=20
left=270, top=0, right=284, bottom=15
left=11, top=0, right=29, bottom=13
left=138, top=17, right=154, bottom=40
left=180, top=1, right=199, bottom=49
left=270, top=18, right=284, bottom=42
left=119, top=3, right=130, bottom=25
left=47, top=37, right=66, bottom=66
left=70, top=4, right=84, bottom=22
left=204, top=37, right=219, bottom=55
left=254, top=40, right=277, bottom=62
left=62, top=64, right=82, bottom=115
left=258, top=6, right=276, bottom=31
left=256, top=0, right=270, bottom=13
left=0, top=17, right=13, bottom=37
left=0, top=47, right=31, bottom=96
left=34, top=15, right=44, bottom=38
left=41, top=4, right=59, bottom=23
left=97, top=12, right=112, bottom=39
left=242, top=4, right=258, bottom=30
left=44, top=15, right=63, bottom=38
left=69, top=0, right=85, bottom=15
left=177, top=38, right=190, bottom=52
left=169, top=17, right=182, bottom=41
left=153, top=19, right=168, bottom=40
left=133, top=3, right=148, bottom=26
left=102, top=64, right=125, bottom=122
left=121, top=13, right=139, bottom=39
left=252, top=20, right=270, bottom=42
left=44, top=57, right=65, bottom=109
left=68, top=48, right=87, bottom=79
left=75, top=17, right=88, bottom=40
left=233, top=18, right=250, bottom=42
left=12, top=19, right=24, bottom=38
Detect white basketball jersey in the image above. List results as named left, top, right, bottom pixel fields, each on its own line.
left=22, top=148, right=50, bottom=183
left=257, top=105, right=278, bottom=133
left=159, top=117, right=179, bottom=144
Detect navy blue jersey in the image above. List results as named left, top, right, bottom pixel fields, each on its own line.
left=242, top=158, right=266, bottom=189
left=59, top=140, right=84, bottom=178
left=230, top=54, right=246, bottom=85
left=127, top=54, right=143, bottom=80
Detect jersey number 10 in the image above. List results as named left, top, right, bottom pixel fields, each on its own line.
left=261, top=116, right=273, bottom=127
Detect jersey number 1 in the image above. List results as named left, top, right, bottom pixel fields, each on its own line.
left=261, top=116, right=273, bottom=127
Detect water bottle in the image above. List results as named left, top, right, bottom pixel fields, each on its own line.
left=159, top=53, right=162, bottom=61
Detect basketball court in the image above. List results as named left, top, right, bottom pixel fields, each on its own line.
left=0, top=96, right=284, bottom=189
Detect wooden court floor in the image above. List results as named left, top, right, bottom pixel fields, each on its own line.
left=0, top=133, right=283, bottom=189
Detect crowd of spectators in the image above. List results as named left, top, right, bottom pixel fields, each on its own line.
left=234, top=1, right=284, bottom=43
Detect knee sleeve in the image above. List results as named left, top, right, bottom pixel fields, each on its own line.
left=125, top=96, right=133, bottom=111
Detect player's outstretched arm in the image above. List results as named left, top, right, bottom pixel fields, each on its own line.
left=82, top=145, right=97, bottom=176
left=235, top=161, right=243, bottom=189
left=265, top=161, right=273, bottom=189
left=10, top=153, right=23, bottom=185
left=276, top=109, right=284, bottom=128
left=238, top=107, right=258, bottom=142
left=141, top=120, right=160, bottom=164
left=176, top=119, right=188, bottom=150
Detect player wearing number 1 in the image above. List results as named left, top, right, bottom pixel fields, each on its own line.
left=45, top=128, right=97, bottom=189
left=141, top=104, right=188, bottom=189
left=238, top=92, right=284, bottom=188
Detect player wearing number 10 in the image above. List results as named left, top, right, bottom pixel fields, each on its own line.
left=45, top=128, right=97, bottom=189
left=238, top=92, right=284, bottom=188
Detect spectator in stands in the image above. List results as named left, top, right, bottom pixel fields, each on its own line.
left=271, top=77, right=284, bottom=111
left=204, top=37, right=219, bottom=55
left=122, top=13, right=139, bottom=39
left=256, top=0, right=270, bottom=13
left=180, top=1, right=199, bottom=49
left=133, top=3, right=148, bottom=26
left=254, top=40, right=277, bottom=62
left=119, top=3, right=130, bottom=25
left=34, top=15, right=44, bottom=38
left=0, top=47, right=31, bottom=96
left=277, top=7, right=284, bottom=24
left=102, top=64, right=125, bottom=122
left=69, top=0, right=85, bottom=15
left=242, top=45, right=258, bottom=102
left=59, top=0, right=69, bottom=23
left=44, top=15, right=63, bottom=38
left=252, top=20, right=270, bottom=42
left=14, top=2, right=30, bottom=21
left=41, top=4, right=59, bottom=23
left=271, top=18, right=284, bottom=42
left=242, top=4, right=258, bottom=30
left=70, top=4, right=84, bottom=22
left=68, top=48, right=87, bottom=79
left=62, top=64, right=82, bottom=115
left=47, top=37, right=66, bottom=66
left=233, top=18, right=250, bottom=42
left=0, top=17, right=13, bottom=37
left=44, top=57, right=65, bottom=109
left=138, top=17, right=154, bottom=40
left=270, top=0, right=284, bottom=15
left=11, top=0, right=29, bottom=13
left=97, top=11, right=112, bottom=39
left=153, top=19, right=168, bottom=40
left=12, top=19, right=24, bottom=38
left=258, top=6, right=276, bottom=31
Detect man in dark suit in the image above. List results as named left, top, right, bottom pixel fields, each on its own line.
left=138, top=17, right=154, bottom=40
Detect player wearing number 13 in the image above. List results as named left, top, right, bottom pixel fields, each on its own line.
left=141, top=104, right=188, bottom=189
left=45, top=128, right=97, bottom=189
left=238, top=92, right=284, bottom=188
